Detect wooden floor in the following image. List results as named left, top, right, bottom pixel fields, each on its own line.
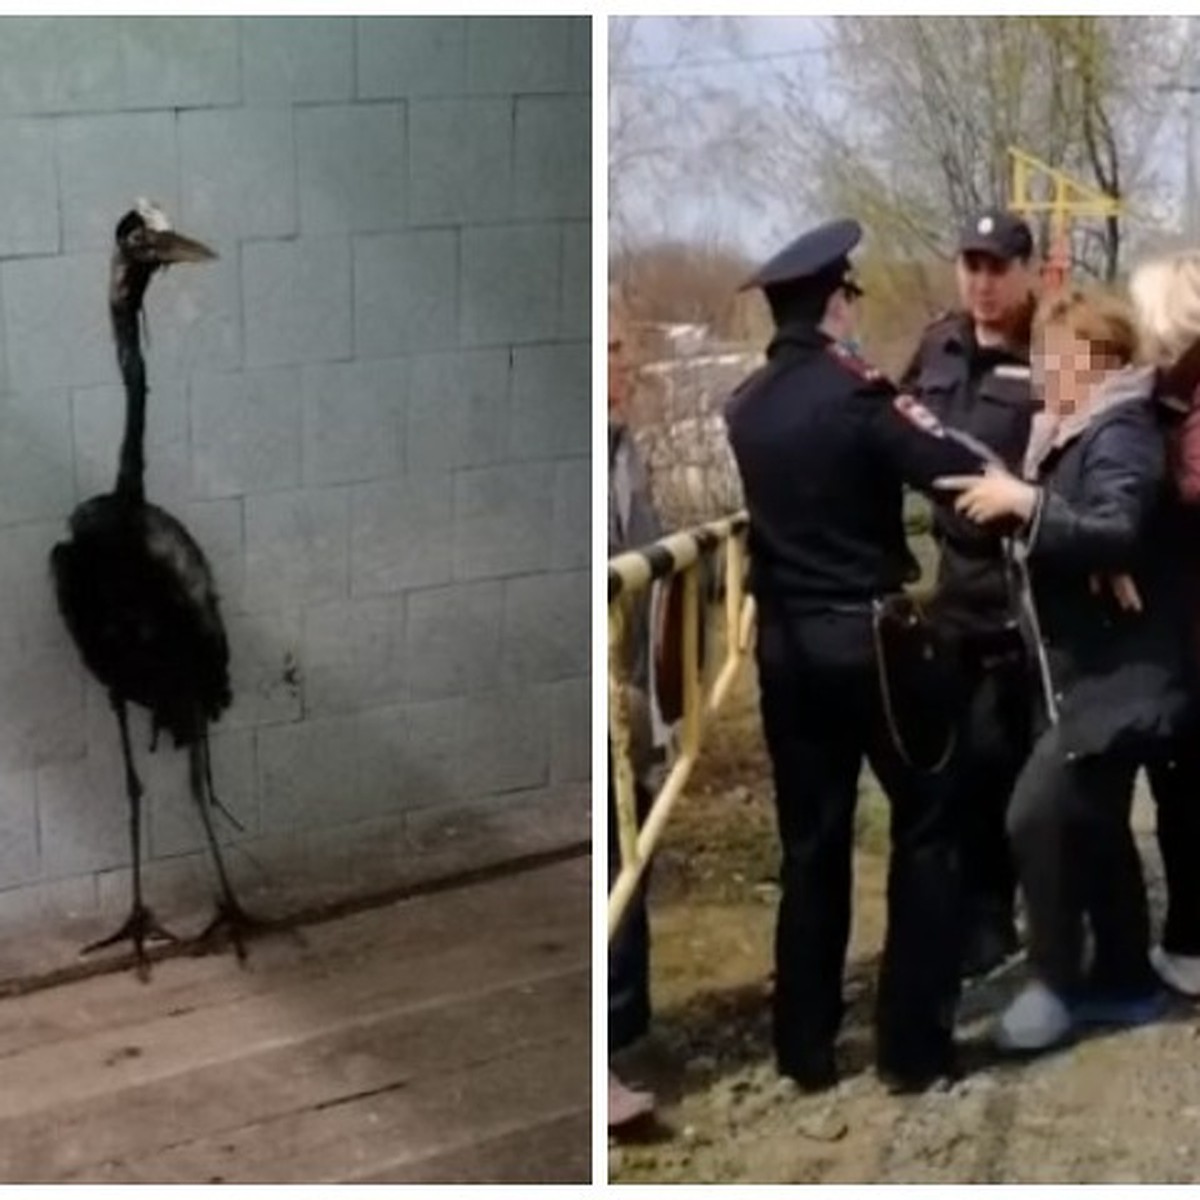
left=0, top=856, right=592, bottom=1184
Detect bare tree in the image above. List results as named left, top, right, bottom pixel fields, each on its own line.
left=608, top=17, right=758, bottom=253
left=753, top=17, right=1182, bottom=280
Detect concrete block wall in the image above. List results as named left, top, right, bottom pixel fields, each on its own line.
left=0, top=15, right=591, bottom=946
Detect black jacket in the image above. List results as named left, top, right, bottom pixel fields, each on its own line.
left=725, top=323, right=987, bottom=617
left=1024, top=371, right=1194, bottom=758
left=903, top=311, right=1038, bottom=633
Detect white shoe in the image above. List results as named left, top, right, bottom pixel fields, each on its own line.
left=993, top=980, right=1074, bottom=1053
left=609, top=1069, right=655, bottom=1129
left=1150, top=945, right=1200, bottom=997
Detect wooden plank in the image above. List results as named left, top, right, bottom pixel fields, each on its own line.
left=0, top=966, right=588, bottom=1182
left=0, top=856, right=587, bottom=1062
left=0, top=904, right=585, bottom=1122
left=353, top=1110, right=593, bottom=1184
left=76, top=1034, right=591, bottom=1183
left=0, top=858, right=590, bottom=1184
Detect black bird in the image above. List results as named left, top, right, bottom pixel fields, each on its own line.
left=51, top=200, right=252, bottom=972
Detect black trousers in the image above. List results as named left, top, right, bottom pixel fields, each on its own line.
left=1147, top=735, right=1200, bottom=957
left=756, top=610, right=961, bottom=1081
left=609, top=751, right=651, bottom=1054
left=943, top=631, right=1031, bottom=929
left=1007, top=725, right=1155, bottom=995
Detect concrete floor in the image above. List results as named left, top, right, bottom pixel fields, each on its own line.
left=0, top=856, right=591, bottom=1183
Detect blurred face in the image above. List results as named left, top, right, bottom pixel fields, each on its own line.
left=957, top=251, right=1034, bottom=329
left=608, top=325, right=632, bottom=416
left=1035, top=323, right=1113, bottom=419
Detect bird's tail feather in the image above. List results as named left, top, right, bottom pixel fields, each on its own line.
left=189, top=722, right=274, bottom=885
left=196, top=729, right=245, bottom=833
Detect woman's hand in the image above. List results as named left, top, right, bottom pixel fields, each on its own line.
left=934, top=466, right=1039, bottom=526
left=1089, top=571, right=1144, bottom=613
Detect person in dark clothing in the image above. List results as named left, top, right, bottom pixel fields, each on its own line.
left=1130, top=252, right=1200, bottom=998
left=607, top=314, right=662, bottom=1130
left=901, top=209, right=1040, bottom=978
left=725, top=218, right=991, bottom=1093
left=940, top=290, right=1190, bottom=1051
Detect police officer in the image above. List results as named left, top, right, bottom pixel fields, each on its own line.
left=900, top=210, right=1039, bottom=978
left=725, top=218, right=989, bottom=1093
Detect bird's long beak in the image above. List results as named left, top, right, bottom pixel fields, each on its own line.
left=149, top=229, right=218, bottom=264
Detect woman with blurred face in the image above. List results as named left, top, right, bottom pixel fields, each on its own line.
left=939, top=290, right=1190, bottom=1052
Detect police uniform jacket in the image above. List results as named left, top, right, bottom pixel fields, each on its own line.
left=725, top=322, right=986, bottom=619
left=1023, top=368, right=1194, bottom=758
left=902, top=311, right=1037, bottom=634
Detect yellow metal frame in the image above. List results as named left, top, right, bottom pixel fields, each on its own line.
left=607, top=513, right=756, bottom=941
left=1007, top=145, right=1123, bottom=235
left=1007, top=146, right=1123, bottom=290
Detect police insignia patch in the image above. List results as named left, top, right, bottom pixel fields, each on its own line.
left=893, top=394, right=945, bottom=437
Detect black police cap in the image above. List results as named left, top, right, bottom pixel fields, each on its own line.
left=740, top=218, right=863, bottom=293
left=959, top=209, right=1034, bottom=262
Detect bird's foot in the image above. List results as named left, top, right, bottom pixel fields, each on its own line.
left=82, top=904, right=179, bottom=979
left=196, top=898, right=266, bottom=963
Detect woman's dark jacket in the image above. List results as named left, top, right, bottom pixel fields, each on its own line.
left=1023, top=367, right=1195, bottom=758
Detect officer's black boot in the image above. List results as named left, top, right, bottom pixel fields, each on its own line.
left=779, top=1043, right=839, bottom=1093
left=877, top=1049, right=959, bottom=1096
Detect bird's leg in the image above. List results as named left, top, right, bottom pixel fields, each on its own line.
left=82, top=696, right=178, bottom=976
left=190, top=738, right=263, bottom=962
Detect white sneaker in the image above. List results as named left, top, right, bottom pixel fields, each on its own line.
left=993, top=980, right=1075, bottom=1053
left=1149, top=945, right=1200, bottom=997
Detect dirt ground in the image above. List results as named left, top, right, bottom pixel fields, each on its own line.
left=609, top=661, right=1200, bottom=1185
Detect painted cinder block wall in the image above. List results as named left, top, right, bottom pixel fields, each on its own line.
left=0, top=15, right=591, bottom=941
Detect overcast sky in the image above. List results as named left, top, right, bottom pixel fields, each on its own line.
left=610, top=16, right=1191, bottom=264
left=610, top=16, right=830, bottom=259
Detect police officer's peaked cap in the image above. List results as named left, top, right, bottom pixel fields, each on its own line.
left=740, top=218, right=863, bottom=293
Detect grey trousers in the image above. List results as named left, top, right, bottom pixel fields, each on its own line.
left=1007, top=725, right=1154, bottom=996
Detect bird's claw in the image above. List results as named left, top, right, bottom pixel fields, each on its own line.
left=195, top=899, right=265, bottom=963
left=82, top=904, right=179, bottom=978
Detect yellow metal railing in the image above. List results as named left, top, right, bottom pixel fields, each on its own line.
left=607, top=512, right=756, bottom=940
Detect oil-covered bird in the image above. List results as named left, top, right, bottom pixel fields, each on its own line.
left=51, top=200, right=254, bottom=973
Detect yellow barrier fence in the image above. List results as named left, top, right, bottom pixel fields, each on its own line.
left=607, top=511, right=756, bottom=940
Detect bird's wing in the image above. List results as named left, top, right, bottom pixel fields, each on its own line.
left=140, top=504, right=228, bottom=640
left=138, top=503, right=232, bottom=716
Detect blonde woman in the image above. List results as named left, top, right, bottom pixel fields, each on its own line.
left=939, top=290, right=1191, bottom=1052
left=1129, top=251, right=1200, bottom=998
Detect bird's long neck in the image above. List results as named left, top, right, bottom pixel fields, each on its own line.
left=110, top=261, right=154, bottom=505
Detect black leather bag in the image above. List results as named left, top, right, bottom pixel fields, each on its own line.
left=871, top=593, right=959, bottom=772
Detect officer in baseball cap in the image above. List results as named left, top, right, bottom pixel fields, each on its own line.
left=957, top=208, right=1036, bottom=263
left=724, top=218, right=991, bottom=1094
left=898, top=207, right=1039, bottom=982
